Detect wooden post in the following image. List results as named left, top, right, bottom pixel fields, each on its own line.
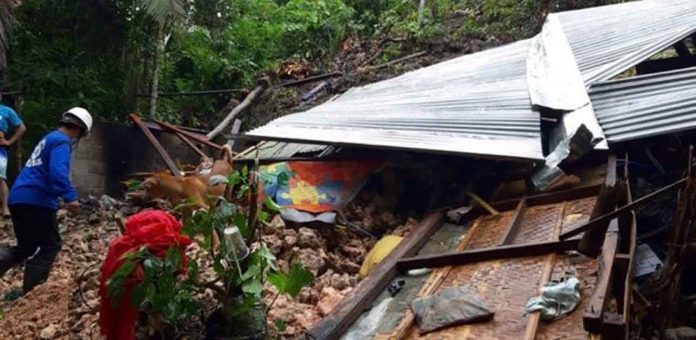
left=129, top=114, right=181, bottom=176
left=306, top=212, right=444, bottom=339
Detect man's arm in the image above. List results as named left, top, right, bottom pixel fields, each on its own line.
left=3, top=123, right=26, bottom=146
left=49, top=143, right=78, bottom=203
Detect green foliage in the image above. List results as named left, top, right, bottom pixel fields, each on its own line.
left=267, top=263, right=314, bottom=298
left=108, top=164, right=313, bottom=328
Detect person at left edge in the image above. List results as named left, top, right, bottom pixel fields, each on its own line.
left=0, top=99, right=26, bottom=218
left=0, top=107, right=91, bottom=294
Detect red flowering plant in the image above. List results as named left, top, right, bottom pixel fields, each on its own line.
left=104, top=165, right=312, bottom=338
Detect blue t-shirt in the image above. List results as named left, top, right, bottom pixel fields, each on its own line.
left=9, top=130, right=77, bottom=209
left=0, top=104, right=22, bottom=134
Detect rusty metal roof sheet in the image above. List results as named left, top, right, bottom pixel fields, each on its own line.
left=591, top=66, right=696, bottom=143
left=247, top=39, right=544, bottom=162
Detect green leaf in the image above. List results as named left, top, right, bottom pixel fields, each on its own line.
left=232, top=294, right=257, bottom=316
left=284, top=263, right=314, bottom=297
left=275, top=318, right=287, bottom=332
left=241, top=265, right=260, bottom=281
left=264, top=197, right=282, bottom=212
left=267, top=271, right=286, bottom=293
left=242, top=280, right=263, bottom=295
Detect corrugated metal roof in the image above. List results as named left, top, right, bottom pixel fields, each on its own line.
left=555, top=0, right=696, bottom=84
left=236, top=141, right=329, bottom=159
left=247, top=0, right=696, bottom=160
left=590, top=66, right=696, bottom=143
left=248, top=39, right=544, bottom=161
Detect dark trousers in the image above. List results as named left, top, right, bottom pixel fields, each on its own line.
left=0, top=204, right=61, bottom=293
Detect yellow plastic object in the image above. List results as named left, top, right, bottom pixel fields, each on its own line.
left=359, top=235, right=404, bottom=278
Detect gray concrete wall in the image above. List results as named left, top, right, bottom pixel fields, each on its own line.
left=70, top=121, right=201, bottom=198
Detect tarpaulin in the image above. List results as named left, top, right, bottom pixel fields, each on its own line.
left=98, top=210, right=191, bottom=340
left=259, top=160, right=381, bottom=214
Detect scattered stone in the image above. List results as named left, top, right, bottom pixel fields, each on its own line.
left=39, top=324, right=57, bottom=339
left=317, top=287, right=345, bottom=316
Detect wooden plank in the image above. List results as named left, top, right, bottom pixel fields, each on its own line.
left=397, top=239, right=579, bottom=271
left=128, top=114, right=181, bottom=177
left=583, top=220, right=619, bottom=333
left=154, top=119, right=223, bottom=150
left=307, top=212, right=445, bottom=340
left=383, top=218, right=485, bottom=340
left=524, top=254, right=557, bottom=340
left=578, top=155, right=618, bottom=257
left=490, top=184, right=601, bottom=211
left=602, top=313, right=627, bottom=339
left=560, top=177, right=687, bottom=240
left=174, top=131, right=208, bottom=159
left=227, top=119, right=242, bottom=149
left=499, top=198, right=527, bottom=245
left=523, top=201, right=567, bottom=340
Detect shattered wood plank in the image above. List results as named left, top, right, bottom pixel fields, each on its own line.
left=306, top=212, right=445, bottom=340
left=129, top=114, right=181, bottom=177
left=499, top=198, right=527, bottom=245
left=583, top=220, right=619, bottom=333
left=382, top=218, right=485, bottom=340
left=396, top=239, right=579, bottom=270
left=560, top=177, right=687, bottom=241
left=490, top=184, right=601, bottom=212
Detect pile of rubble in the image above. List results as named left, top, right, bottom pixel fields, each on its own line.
left=0, top=196, right=127, bottom=339
left=262, top=191, right=419, bottom=338
left=0, top=188, right=417, bottom=339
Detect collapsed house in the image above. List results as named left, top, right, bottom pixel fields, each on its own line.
left=91, top=1, right=696, bottom=339
left=225, top=1, right=696, bottom=339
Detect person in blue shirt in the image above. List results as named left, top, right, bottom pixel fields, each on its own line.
left=0, top=107, right=92, bottom=294
left=0, top=101, right=27, bottom=218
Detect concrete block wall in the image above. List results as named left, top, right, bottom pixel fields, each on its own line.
left=70, top=121, right=201, bottom=199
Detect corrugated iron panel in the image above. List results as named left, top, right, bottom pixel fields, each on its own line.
left=247, top=40, right=544, bottom=161
left=555, top=0, right=696, bottom=84
left=590, top=66, right=696, bottom=142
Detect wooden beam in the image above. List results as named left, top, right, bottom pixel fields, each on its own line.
left=382, top=218, right=485, bottom=340
left=524, top=254, right=557, bottom=340
left=154, top=119, right=223, bottom=150
left=397, top=238, right=579, bottom=271
left=490, top=184, right=601, bottom=212
left=560, top=177, right=688, bottom=240
left=524, top=201, right=566, bottom=340
left=578, top=155, right=618, bottom=257
left=174, top=131, right=208, bottom=159
left=226, top=119, right=242, bottom=149
left=128, top=114, right=181, bottom=177
left=306, top=212, right=445, bottom=339
left=499, top=198, right=526, bottom=245
left=583, top=221, right=619, bottom=333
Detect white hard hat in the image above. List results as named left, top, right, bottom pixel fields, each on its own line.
left=61, top=107, right=93, bottom=136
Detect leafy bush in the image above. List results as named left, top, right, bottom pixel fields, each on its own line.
left=107, top=165, right=313, bottom=335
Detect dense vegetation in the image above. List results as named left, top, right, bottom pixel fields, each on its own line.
left=4, top=0, right=622, bottom=150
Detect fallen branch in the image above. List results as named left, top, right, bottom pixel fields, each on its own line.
left=278, top=72, right=343, bottom=88
left=206, top=78, right=270, bottom=140
left=363, top=51, right=427, bottom=71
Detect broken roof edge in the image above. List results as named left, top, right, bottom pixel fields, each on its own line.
left=244, top=126, right=545, bottom=163
left=527, top=14, right=589, bottom=112
left=583, top=25, right=696, bottom=86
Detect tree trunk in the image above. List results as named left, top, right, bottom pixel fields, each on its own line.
left=149, top=25, right=164, bottom=118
